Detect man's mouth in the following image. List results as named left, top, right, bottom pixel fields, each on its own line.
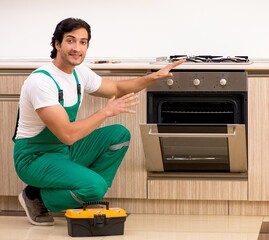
left=69, top=53, right=82, bottom=59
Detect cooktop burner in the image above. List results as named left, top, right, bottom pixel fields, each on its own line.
left=169, top=55, right=250, bottom=64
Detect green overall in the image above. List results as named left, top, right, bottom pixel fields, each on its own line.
left=13, top=70, right=130, bottom=212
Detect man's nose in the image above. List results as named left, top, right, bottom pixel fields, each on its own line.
left=73, top=42, right=80, bottom=51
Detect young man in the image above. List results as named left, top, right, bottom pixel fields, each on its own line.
left=13, top=17, right=184, bottom=226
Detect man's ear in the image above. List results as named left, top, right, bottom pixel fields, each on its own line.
left=55, top=40, right=61, bottom=51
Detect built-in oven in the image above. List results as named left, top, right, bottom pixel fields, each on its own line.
left=140, top=69, right=248, bottom=177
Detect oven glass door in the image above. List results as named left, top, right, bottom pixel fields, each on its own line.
left=159, top=125, right=229, bottom=172
left=140, top=124, right=247, bottom=173
left=160, top=135, right=229, bottom=172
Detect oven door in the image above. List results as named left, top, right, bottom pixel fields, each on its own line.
left=140, top=124, right=247, bottom=173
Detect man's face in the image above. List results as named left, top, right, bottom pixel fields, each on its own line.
left=55, top=28, right=89, bottom=67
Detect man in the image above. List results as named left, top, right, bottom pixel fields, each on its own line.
left=13, top=17, right=184, bottom=226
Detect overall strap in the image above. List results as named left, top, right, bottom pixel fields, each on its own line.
left=33, top=69, right=64, bottom=105
left=12, top=108, right=20, bottom=142
left=72, top=70, right=81, bottom=103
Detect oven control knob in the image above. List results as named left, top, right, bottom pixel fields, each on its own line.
left=193, top=78, right=200, bottom=86
left=220, top=78, right=227, bottom=86
left=166, top=78, right=174, bottom=86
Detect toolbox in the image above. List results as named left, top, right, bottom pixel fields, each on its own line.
left=65, top=201, right=127, bottom=237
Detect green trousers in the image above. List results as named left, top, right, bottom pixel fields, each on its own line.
left=14, top=124, right=130, bottom=212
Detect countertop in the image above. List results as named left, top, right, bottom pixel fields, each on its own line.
left=1, top=58, right=269, bottom=72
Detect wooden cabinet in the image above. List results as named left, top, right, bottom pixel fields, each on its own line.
left=248, top=76, right=269, bottom=200
left=0, top=74, right=26, bottom=195
left=2, top=70, right=269, bottom=203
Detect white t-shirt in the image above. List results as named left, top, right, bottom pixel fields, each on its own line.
left=16, top=62, right=102, bottom=139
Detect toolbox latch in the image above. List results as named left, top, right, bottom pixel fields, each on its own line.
left=93, top=214, right=107, bottom=228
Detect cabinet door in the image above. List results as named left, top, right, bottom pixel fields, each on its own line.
left=148, top=179, right=248, bottom=200
left=248, top=76, right=269, bottom=200
left=0, top=74, right=27, bottom=195
left=0, top=97, right=26, bottom=195
left=77, top=76, right=147, bottom=199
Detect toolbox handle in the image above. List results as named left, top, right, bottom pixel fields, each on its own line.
left=83, top=201, right=109, bottom=210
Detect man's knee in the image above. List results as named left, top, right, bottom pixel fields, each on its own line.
left=108, top=125, right=131, bottom=151
left=87, top=181, right=108, bottom=200
left=113, top=124, right=131, bottom=141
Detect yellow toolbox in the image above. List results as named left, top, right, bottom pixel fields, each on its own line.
left=65, top=201, right=127, bottom=237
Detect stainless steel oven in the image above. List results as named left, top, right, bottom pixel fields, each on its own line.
left=140, top=70, right=248, bottom=175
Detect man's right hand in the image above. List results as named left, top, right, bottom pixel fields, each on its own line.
left=103, top=92, right=139, bottom=117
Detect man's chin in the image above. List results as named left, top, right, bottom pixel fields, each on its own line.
left=69, top=59, right=83, bottom=66
left=68, top=55, right=84, bottom=65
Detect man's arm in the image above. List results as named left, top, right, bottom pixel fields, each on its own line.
left=93, top=59, right=185, bottom=98
left=36, top=60, right=184, bottom=145
left=36, top=92, right=138, bottom=145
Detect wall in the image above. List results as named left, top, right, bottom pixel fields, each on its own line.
left=1, top=0, right=269, bottom=59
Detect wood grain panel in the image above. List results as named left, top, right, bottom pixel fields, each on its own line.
left=229, top=201, right=269, bottom=216
left=248, top=77, right=269, bottom=200
left=0, top=196, right=228, bottom=215
left=0, top=196, right=23, bottom=211
left=0, top=75, right=27, bottom=94
left=0, top=74, right=29, bottom=196
left=148, top=179, right=248, bottom=200
left=106, top=198, right=228, bottom=215
left=0, top=99, right=26, bottom=195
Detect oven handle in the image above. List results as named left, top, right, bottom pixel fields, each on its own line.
left=148, top=125, right=236, bottom=138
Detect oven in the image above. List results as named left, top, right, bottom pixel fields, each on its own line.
left=140, top=69, right=248, bottom=176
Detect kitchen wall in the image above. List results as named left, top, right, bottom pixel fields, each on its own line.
left=1, top=0, right=269, bottom=59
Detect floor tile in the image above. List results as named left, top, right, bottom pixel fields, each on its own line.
left=0, top=214, right=264, bottom=240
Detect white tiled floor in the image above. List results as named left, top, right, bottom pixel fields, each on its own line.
left=0, top=214, right=265, bottom=240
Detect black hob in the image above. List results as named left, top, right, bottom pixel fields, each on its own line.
left=169, top=55, right=250, bottom=63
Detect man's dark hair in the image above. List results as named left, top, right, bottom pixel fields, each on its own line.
left=50, top=18, right=91, bottom=59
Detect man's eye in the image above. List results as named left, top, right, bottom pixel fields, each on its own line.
left=81, top=41, right=87, bottom=45
left=67, top=39, right=74, bottom=43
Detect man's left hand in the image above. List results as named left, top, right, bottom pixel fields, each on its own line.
left=153, top=59, right=186, bottom=80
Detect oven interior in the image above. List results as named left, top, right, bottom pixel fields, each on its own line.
left=148, top=92, right=247, bottom=124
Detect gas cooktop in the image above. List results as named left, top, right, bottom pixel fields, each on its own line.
left=153, top=55, right=252, bottom=65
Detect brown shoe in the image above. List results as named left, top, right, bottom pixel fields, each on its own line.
left=19, top=189, right=54, bottom=226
